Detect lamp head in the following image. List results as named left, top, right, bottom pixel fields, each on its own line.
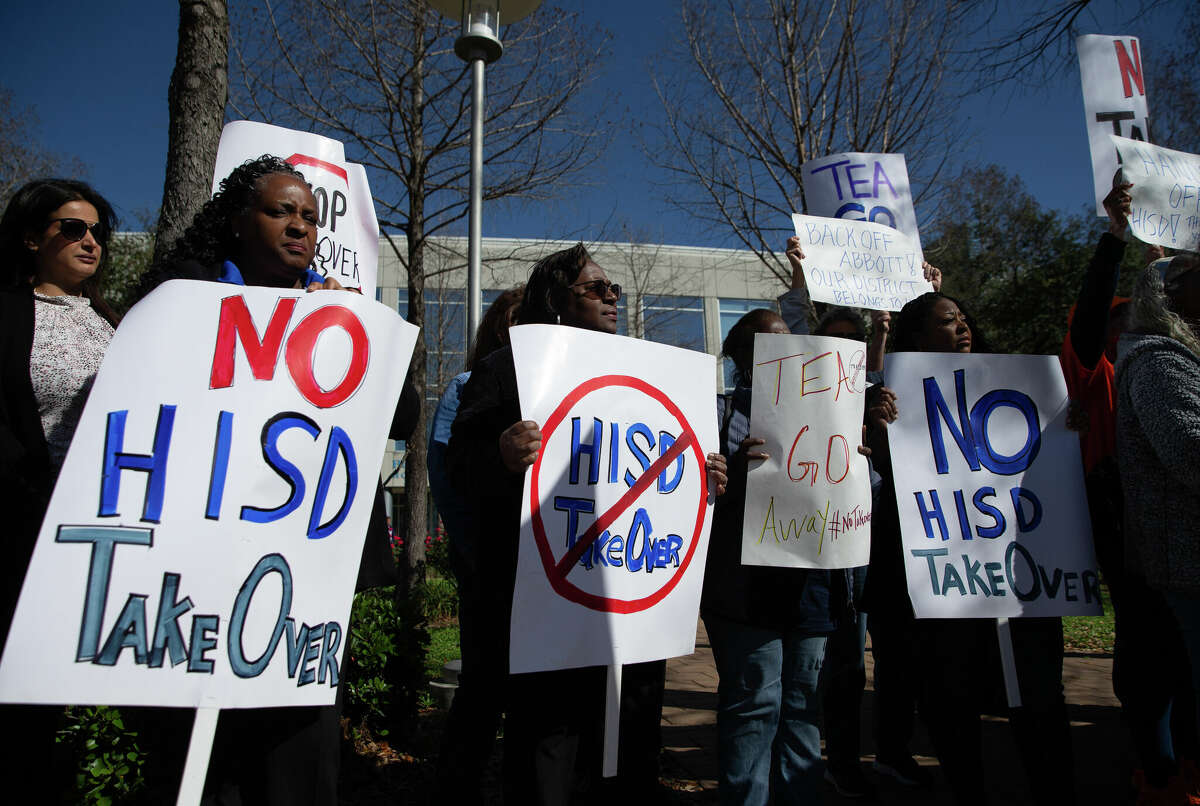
left=428, top=0, right=545, bottom=63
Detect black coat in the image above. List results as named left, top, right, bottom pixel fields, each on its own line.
left=0, top=287, right=51, bottom=646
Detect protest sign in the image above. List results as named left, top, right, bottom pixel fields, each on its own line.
left=508, top=324, right=717, bottom=674
left=1110, top=135, right=1200, bottom=253
left=885, top=353, right=1100, bottom=619
left=802, top=151, right=923, bottom=267
left=741, top=334, right=872, bottom=569
left=212, top=121, right=380, bottom=296
left=0, top=281, right=416, bottom=708
left=1078, top=34, right=1151, bottom=216
left=791, top=213, right=931, bottom=311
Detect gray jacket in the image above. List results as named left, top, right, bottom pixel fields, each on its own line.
left=1115, top=332, right=1200, bottom=595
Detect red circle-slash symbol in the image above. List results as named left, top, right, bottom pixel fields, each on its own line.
left=529, top=375, right=708, bottom=614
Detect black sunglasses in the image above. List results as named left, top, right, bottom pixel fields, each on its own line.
left=570, top=279, right=621, bottom=300
left=48, top=217, right=107, bottom=244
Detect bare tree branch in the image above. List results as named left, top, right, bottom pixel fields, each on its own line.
left=651, top=0, right=960, bottom=284
left=229, top=0, right=609, bottom=584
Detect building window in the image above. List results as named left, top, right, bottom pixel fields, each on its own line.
left=718, top=297, right=776, bottom=391
left=641, top=294, right=705, bottom=352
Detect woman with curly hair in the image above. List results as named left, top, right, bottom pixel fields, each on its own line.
left=0, top=177, right=120, bottom=799
left=134, top=155, right=416, bottom=805
left=138, top=154, right=343, bottom=294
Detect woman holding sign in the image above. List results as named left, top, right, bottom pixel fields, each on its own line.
left=866, top=293, right=1075, bottom=805
left=136, top=156, right=418, bottom=806
left=448, top=243, right=728, bottom=805
left=0, top=177, right=121, bottom=798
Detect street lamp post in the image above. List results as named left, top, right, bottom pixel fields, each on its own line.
left=428, top=0, right=544, bottom=347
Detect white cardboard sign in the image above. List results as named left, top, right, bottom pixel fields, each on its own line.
left=509, top=325, right=717, bottom=673
left=212, top=121, right=380, bottom=296
left=885, top=353, right=1101, bottom=619
left=741, top=334, right=872, bottom=569
left=1110, top=136, right=1200, bottom=253
left=1078, top=34, right=1151, bottom=216
left=801, top=151, right=923, bottom=268
left=0, top=281, right=416, bottom=707
left=791, top=213, right=931, bottom=312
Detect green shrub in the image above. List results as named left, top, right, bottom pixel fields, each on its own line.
left=344, top=585, right=429, bottom=734
left=422, top=575, right=458, bottom=622
left=58, top=706, right=146, bottom=805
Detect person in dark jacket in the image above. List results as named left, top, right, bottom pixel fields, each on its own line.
left=701, top=237, right=861, bottom=804
left=432, top=285, right=524, bottom=801
left=1117, top=252, right=1200, bottom=803
left=1063, top=181, right=1196, bottom=801
left=135, top=155, right=418, bottom=805
left=447, top=242, right=727, bottom=805
left=0, top=177, right=121, bottom=802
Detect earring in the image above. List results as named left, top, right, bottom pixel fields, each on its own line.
left=556, top=312, right=560, bottom=325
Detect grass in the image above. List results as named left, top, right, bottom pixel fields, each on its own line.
left=426, top=624, right=461, bottom=681
left=1062, top=583, right=1115, bottom=654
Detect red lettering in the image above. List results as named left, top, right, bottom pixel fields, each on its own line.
left=800, top=352, right=833, bottom=396
left=210, top=296, right=297, bottom=389
left=787, top=426, right=818, bottom=485
left=825, top=435, right=850, bottom=484
left=1114, top=39, right=1144, bottom=99
left=285, top=306, right=370, bottom=408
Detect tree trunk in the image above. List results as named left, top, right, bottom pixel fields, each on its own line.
left=153, top=0, right=228, bottom=266
left=402, top=9, right=428, bottom=594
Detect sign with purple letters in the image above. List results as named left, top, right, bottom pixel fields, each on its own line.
left=801, top=151, right=923, bottom=267
left=791, top=213, right=931, bottom=311
left=0, top=281, right=415, bottom=707
left=885, top=353, right=1101, bottom=619
left=1109, top=136, right=1200, bottom=253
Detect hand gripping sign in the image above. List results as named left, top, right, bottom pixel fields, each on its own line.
left=1110, top=136, right=1200, bottom=254
left=1078, top=34, right=1152, bottom=216
left=509, top=325, right=717, bottom=674
left=801, top=151, right=924, bottom=269
left=884, top=353, right=1100, bottom=620
left=741, top=334, right=872, bottom=570
left=791, top=213, right=932, bottom=311
left=212, top=121, right=381, bottom=297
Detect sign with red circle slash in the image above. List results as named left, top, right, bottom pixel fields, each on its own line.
left=508, top=325, right=718, bottom=675
left=530, top=375, right=709, bottom=614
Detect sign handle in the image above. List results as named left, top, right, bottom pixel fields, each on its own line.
left=602, top=663, right=622, bottom=778
left=995, top=618, right=1022, bottom=708
left=177, top=706, right=219, bottom=806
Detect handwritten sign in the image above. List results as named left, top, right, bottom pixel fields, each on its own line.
left=213, top=121, right=380, bottom=296
left=791, top=213, right=931, bottom=311
left=1078, top=34, right=1151, bottom=216
left=509, top=325, right=716, bottom=673
left=1110, top=136, right=1200, bottom=253
left=802, top=151, right=923, bottom=267
left=0, top=281, right=416, bottom=707
left=741, top=334, right=872, bottom=569
left=885, top=353, right=1100, bottom=619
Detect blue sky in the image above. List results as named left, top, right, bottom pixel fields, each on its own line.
left=0, top=1, right=1185, bottom=247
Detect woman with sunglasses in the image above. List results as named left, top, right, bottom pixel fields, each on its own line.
left=0, top=177, right=120, bottom=798
left=134, top=155, right=417, bottom=805
left=448, top=243, right=727, bottom=805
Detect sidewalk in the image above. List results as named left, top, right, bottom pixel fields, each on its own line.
left=659, top=621, right=1129, bottom=804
